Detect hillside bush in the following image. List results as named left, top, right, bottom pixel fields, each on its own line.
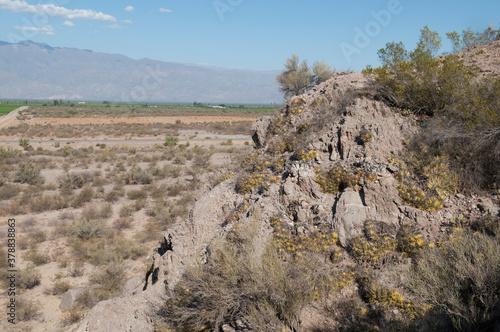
left=367, top=25, right=500, bottom=191
left=406, top=227, right=500, bottom=331
left=162, top=214, right=319, bottom=331
left=446, top=25, right=499, bottom=53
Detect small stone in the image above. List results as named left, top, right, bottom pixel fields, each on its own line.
left=456, top=193, right=466, bottom=199
left=387, top=164, right=400, bottom=173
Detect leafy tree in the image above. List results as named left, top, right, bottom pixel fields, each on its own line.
left=276, top=55, right=313, bottom=99
left=276, top=55, right=335, bottom=99
left=312, top=60, right=335, bottom=85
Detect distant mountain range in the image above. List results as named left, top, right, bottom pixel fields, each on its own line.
left=0, top=40, right=282, bottom=104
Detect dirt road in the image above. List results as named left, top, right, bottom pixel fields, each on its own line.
left=0, top=106, right=28, bottom=129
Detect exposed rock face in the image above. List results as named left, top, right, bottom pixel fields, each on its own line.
left=76, top=71, right=499, bottom=331
left=59, top=287, right=87, bottom=312
left=251, top=116, right=273, bottom=148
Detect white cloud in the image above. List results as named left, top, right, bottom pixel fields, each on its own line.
left=124, top=6, right=134, bottom=12
left=63, top=20, right=74, bottom=27
left=109, top=24, right=123, bottom=30
left=159, top=8, right=172, bottom=13
left=0, top=0, right=116, bottom=22
left=14, top=24, right=54, bottom=35
left=123, top=19, right=133, bottom=24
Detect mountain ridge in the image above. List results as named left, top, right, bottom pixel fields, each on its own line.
left=0, top=40, right=282, bottom=103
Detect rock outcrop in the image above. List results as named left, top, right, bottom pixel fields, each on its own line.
left=76, top=71, right=499, bottom=331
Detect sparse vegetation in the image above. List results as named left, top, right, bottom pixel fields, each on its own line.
left=276, top=54, right=335, bottom=99
left=407, top=226, right=500, bottom=331
left=366, top=25, right=500, bottom=191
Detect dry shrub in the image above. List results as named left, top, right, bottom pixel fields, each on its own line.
left=60, top=308, right=82, bottom=327
left=17, top=297, right=42, bottom=322
left=18, top=264, right=41, bottom=289
left=119, top=205, right=135, bottom=217
left=113, top=217, right=133, bottom=229
left=162, top=214, right=318, bottom=331
left=81, top=203, right=112, bottom=220
left=105, top=187, right=125, bottom=202
left=28, top=194, right=70, bottom=212
left=67, top=218, right=108, bottom=241
left=69, top=233, right=144, bottom=266
left=72, top=187, right=93, bottom=208
left=69, top=263, right=84, bottom=278
left=25, top=249, right=50, bottom=266
left=76, top=262, right=126, bottom=309
left=0, top=183, right=21, bottom=200
left=58, top=172, right=84, bottom=189
left=48, top=280, right=72, bottom=296
left=128, top=167, right=154, bottom=185
left=127, top=189, right=148, bottom=200
left=407, top=227, right=500, bottom=331
left=15, top=162, right=45, bottom=185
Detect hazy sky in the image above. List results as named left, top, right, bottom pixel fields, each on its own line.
left=0, top=0, right=498, bottom=71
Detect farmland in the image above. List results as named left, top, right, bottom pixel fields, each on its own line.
left=0, top=103, right=22, bottom=115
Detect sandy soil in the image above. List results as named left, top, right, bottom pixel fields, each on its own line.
left=8, top=115, right=259, bottom=127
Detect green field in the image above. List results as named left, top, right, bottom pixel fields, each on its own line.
left=0, top=104, right=22, bottom=116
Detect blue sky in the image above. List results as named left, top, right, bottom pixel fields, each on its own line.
left=0, top=0, right=499, bottom=71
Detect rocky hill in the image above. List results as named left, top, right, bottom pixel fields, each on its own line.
left=0, top=40, right=281, bottom=104
left=75, top=47, right=500, bottom=331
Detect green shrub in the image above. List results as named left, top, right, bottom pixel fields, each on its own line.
left=0, top=146, right=21, bottom=158
left=19, top=138, right=32, bottom=150
left=60, top=145, right=74, bottom=157
left=164, top=136, right=179, bottom=147
left=15, top=162, right=45, bottom=185
left=446, top=25, right=499, bottom=53
left=367, top=25, right=500, bottom=191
